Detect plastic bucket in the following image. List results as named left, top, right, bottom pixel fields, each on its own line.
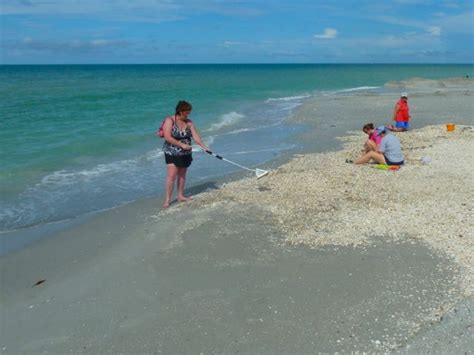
left=446, top=123, right=455, bottom=132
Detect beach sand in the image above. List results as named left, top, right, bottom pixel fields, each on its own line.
left=1, top=78, right=473, bottom=353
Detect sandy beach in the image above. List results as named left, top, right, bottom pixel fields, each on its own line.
left=197, top=124, right=474, bottom=296
left=1, top=77, right=473, bottom=353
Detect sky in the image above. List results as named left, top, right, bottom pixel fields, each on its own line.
left=1, top=0, right=473, bottom=64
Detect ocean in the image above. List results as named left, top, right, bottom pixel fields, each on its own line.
left=1, top=64, right=472, bottom=234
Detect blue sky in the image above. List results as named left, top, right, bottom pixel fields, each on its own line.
left=1, top=0, right=473, bottom=64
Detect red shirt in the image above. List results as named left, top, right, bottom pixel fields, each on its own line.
left=395, top=99, right=410, bottom=122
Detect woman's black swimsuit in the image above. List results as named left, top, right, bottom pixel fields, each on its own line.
left=162, top=117, right=193, bottom=168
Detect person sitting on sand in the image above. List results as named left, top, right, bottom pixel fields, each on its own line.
left=351, top=126, right=404, bottom=165
left=162, top=100, right=208, bottom=208
left=388, top=93, right=410, bottom=132
left=362, top=123, right=381, bottom=153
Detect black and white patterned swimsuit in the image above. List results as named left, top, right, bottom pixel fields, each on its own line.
left=162, top=118, right=192, bottom=157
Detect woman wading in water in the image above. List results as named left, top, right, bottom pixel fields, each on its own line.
left=162, top=100, right=208, bottom=208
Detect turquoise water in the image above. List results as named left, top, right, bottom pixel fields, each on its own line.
left=1, top=64, right=472, bottom=231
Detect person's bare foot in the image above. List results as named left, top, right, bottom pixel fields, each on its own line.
left=177, top=196, right=192, bottom=203
left=163, top=201, right=170, bottom=208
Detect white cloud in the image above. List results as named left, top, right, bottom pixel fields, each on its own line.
left=0, top=0, right=183, bottom=23
left=6, top=37, right=129, bottom=51
left=427, top=26, right=441, bottom=36
left=438, top=12, right=474, bottom=35
left=221, top=41, right=247, bottom=48
left=313, top=28, right=338, bottom=39
left=332, top=31, right=443, bottom=54
left=393, top=0, right=432, bottom=4
left=375, top=15, right=429, bottom=29
left=375, top=11, right=473, bottom=36
left=91, top=39, right=112, bottom=47
left=0, top=0, right=264, bottom=20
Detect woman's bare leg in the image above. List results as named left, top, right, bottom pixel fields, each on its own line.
left=355, top=151, right=386, bottom=165
left=388, top=124, right=406, bottom=132
left=164, top=164, right=178, bottom=208
left=365, top=140, right=376, bottom=152
left=177, top=167, right=191, bottom=202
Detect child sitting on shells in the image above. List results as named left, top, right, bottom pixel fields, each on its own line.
left=361, top=123, right=381, bottom=153
left=350, top=126, right=404, bottom=166
left=345, top=123, right=382, bottom=164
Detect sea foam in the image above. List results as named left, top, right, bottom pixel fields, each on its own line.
left=207, top=112, right=245, bottom=131
left=334, top=86, right=380, bottom=93
left=266, top=94, right=311, bottom=102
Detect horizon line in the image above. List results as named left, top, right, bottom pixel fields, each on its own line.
left=1, top=62, right=473, bottom=66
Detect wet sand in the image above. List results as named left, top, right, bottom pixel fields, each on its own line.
left=1, top=77, right=473, bottom=353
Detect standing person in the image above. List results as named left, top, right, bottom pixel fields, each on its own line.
left=389, top=93, right=410, bottom=132
left=162, top=100, right=208, bottom=208
left=353, top=126, right=404, bottom=165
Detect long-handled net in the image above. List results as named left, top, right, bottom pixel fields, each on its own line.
left=201, top=149, right=270, bottom=179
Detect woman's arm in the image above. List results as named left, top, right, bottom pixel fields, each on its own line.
left=189, top=122, right=208, bottom=150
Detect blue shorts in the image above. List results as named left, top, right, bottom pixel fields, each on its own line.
left=384, top=155, right=404, bottom=166
left=395, top=121, right=410, bottom=129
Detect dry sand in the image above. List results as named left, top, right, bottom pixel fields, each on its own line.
left=193, top=124, right=474, bottom=296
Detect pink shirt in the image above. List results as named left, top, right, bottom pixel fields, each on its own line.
left=369, top=132, right=381, bottom=145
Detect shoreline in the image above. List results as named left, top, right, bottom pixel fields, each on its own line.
left=3, top=76, right=472, bottom=253
left=1, top=77, right=473, bottom=353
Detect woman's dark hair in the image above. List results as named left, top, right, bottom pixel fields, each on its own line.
left=175, top=100, right=192, bottom=115
left=362, top=123, right=374, bottom=132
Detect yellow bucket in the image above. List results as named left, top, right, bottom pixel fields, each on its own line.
left=446, top=123, right=455, bottom=132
